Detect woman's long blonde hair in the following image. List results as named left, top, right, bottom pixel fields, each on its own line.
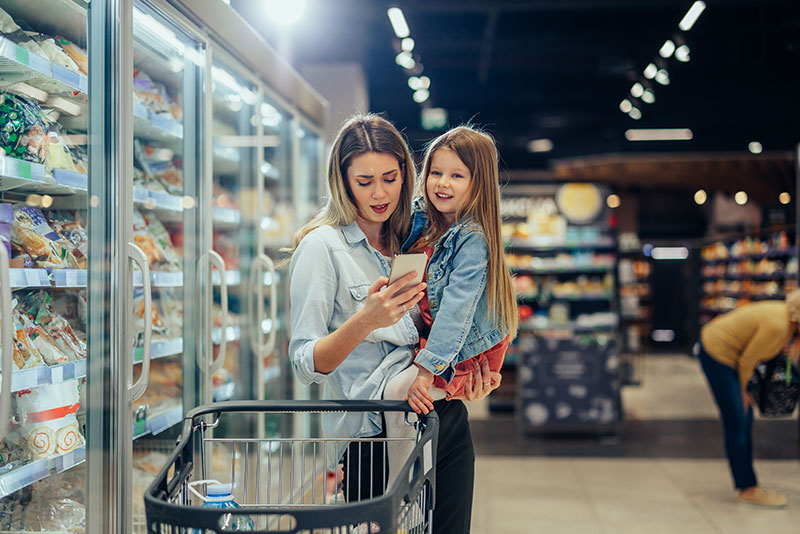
left=415, top=126, right=518, bottom=338
left=284, top=114, right=416, bottom=258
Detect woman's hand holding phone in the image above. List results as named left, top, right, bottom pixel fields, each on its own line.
left=359, top=272, right=425, bottom=330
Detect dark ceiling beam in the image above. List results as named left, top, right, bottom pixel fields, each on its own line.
left=402, top=0, right=793, bottom=13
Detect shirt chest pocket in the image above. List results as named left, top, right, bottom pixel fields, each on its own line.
left=347, top=283, right=371, bottom=314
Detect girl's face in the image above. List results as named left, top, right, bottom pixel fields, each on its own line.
left=426, top=148, right=472, bottom=224
left=346, top=152, right=404, bottom=229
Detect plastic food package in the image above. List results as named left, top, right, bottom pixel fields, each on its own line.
left=51, top=291, right=85, bottom=338
left=133, top=209, right=166, bottom=267
left=16, top=379, right=85, bottom=460
left=142, top=212, right=180, bottom=270
left=0, top=7, right=19, bottom=34
left=0, top=91, right=50, bottom=163
left=47, top=210, right=88, bottom=269
left=25, top=32, right=80, bottom=73
left=134, top=140, right=183, bottom=194
left=11, top=205, right=80, bottom=268
left=45, top=130, right=77, bottom=174
left=133, top=166, right=166, bottom=193
left=56, top=36, right=88, bottom=76
left=134, top=69, right=177, bottom=118
left=158, top=289, right=183, bottom=338
left=68, top=143, right=88, bottom=174
left=12, top=305, right=46, bottom=370
left=22, top=290, right=86, bottom=360
left=133, top=288, right=168, bottom=337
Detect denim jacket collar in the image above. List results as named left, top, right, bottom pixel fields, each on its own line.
left=341, top=220, right=367, bottom=246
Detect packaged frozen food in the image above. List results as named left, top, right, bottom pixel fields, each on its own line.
left=22, top=290, right=86, bottom=360
left=158, top=288, right=183, bottom=338
left=44, top=130, right=77, bottom=174
left=11, top=205, right=80, bottom=268
left=0, top=7, right=19, bottom=34
left=47, top=210, right=88, bottom=269
left=52, top=290, right=85, bottom=337
left=0, top=91, right=50, bottom=163
left=133, top=288, right=168, bottom=337
left=142, top=212, right=180, bottom=269
left=56, top=36, right=88, bottom=76
left=25, top=32, right=80, bottom=73
left=68, top=143, right=88, bottom=174
left=16, top=379, right=85, bottom=460
left=133, top=166, right=166, bottom=193
left=134, top=140, right=183, bottom=194
left=12, top=305, right=45, bottom=370
left=133, top=209, right=165, bottom=267
left=133, top=69, right=175, bottom=118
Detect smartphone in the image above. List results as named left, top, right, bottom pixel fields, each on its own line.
left=388, top=253, right=428, bottom=293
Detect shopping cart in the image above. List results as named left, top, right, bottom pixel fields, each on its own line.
left=144, top=400, right=438, bottom=534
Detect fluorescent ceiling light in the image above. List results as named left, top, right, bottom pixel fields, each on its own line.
left=679, top=1, right=706, bottom=31
left=641, top=89, right=656, bottom=104
left=748, top=141, right=763, bottom=154
left=659, top=40, right=676, bottom=58
left=401, top=37, right=415, bottom=52
left=418, top=76, right=431, bottom=89
left=694, top=189, right=707, bottom=205
left=628, top=107, right=642, bottom=120
left=625, top=128, right=693, bottom=141
left=395, top=51, right=415, bottom=70
left=387, top=7, right=410, bottom=38
left=619, top=99, right=633, bottom=113
left=652, top=329, right=676, bottom=341
left=652, top=247, right=689, bottom=260
left=675, top=44, right=691, bottom=62
left=655, top=69, right=670, bottom=85
left=643, top=63, right=658, bottom=79
left=527, top=139, right=553, bottom=153
left=630, top=83, right=644, bottom=98
left=412, top=89, right=430, bottom=103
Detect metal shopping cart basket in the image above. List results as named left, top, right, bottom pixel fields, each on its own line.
left=144, top=400, right=438, bottom=534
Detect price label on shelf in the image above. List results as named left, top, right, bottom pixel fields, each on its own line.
left=24, top=269, right=40, bottom=287
left=66, top=270, right=78, bottom=287
left=50, top=365, right=64, bottom=384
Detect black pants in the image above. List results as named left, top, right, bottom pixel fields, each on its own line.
left=342, top=402, right=475, bottom=534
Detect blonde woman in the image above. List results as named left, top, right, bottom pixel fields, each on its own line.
left=287, top=115, right=499, bottom=518
left=699, top=290, right=800, bottom=507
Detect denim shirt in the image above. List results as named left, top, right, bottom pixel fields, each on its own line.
left=402, top=197, right=506, bottom=382
left=289, top=222, right=418, bottom=461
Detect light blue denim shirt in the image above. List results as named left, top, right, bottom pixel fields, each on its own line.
left=402, top=198, right=506, bottom=382
left=289, top=222, right=418, bottom=461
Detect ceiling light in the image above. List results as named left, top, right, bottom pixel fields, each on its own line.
left=625, top=128, right=693, bottom=141
left=643, top=63, right=658, bottom=79
left=619, top=99, right=633, bottom=113
left=748, top=141, right=763, bottom=154
left=607, top=194, right=621, bottom=209
left=395, top=51, right=416, bottom=70
left=418, top=76, right=430, bottom=89
left=734, top=191, right=748, bottom=205
left=628, top=107, right=642, bottom=120
left=679, top=1, right=706, bottom=31
left=265, top=0, right=306, bottom=26
left=694, top=189, right=707, bottom=205
left=527, top=139, right=553, bottom=153
left=630, top=83, right=644, bottom=98
left=675, top=44, right=691, bottom=62
left=401, top=37, right=415, bottom=52
left=652, top=247, right=689, bottom=260
left=659, top=40, right=676, bottom=58
left=408, top=76, right=422, bottom=90
left=779, top=192, right=791, bottom=205
left=655, top=69, right=670, bottom=85
left=412, top=89, right=429, bottom=103
left=387, top=7, right=410, bottom=38
left=641, top=89, right=656, bottom=104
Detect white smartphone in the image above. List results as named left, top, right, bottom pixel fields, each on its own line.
left=388, top=253, right=428, bottom=293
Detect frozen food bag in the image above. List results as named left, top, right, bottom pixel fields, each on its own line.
left=0, top=7, right=19, bottom=34
left=47, top=210, right=88, bottom=268
left=11, top=205, right=79, bottom=268
left=12, top=304, right=45, bottom=370
left=44, top=131, right=77, bottom=174
left=134, top=140, right=183, bottom=194
left=133, top=288, right=167, bottom=336
left=142, top=212, right=180, bottom=270
left=25, top=32, right=80, bottom=73
left=18, top=311, right=68, bottom=365
left=0, top=91, right=50, bottom=163
left=133, top=208, right=166, bottom=267
left=16, top=379, right=85, bottom=459
left=133, top=68, right=174, bottom=116
left=23, top=290, right=86, bottom=360
left=56, top=36, right=88, bottom=76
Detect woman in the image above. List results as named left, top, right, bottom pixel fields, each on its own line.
left=287, top=114, right=498, bottom=533
left=699, top=289, right=800, bottom=508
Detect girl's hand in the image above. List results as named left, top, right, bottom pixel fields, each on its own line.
left=360, top=272, right=425, bottom=330
left=451, top=358, right=502, bottom=402
left=406, top=369, right=435, bottom=414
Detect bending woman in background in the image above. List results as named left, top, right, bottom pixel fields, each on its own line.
left=698, top=290, right=800, bottom=508
left=286, top=114, right=498, bottom=529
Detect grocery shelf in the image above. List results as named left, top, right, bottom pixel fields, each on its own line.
left=133, top=104, right=183, bottom=143
left=0, top=446, right=86, bottom=500
left=147, top=404, right=183, bottom=436
left=10, top=268, right=50, bottom=288
left=133, top=271, right=184, bottom=287
left=212, top=270, right=241, bottom=286
left=212, top=206, right=242, bottom=228
left=518, top=293, right=613, bottom=302
left=519, top=323, right=618, bottom=334
left=133, top=187, right=184, bottom=214
left=701, top=248, right=797, bottom=264
left=211, top=325, right=241, bottom=345
left=0, top=36, right=87, bottom=96
left=11, top=359, right=87, bottom=392
left=507, top=241, right=616, bottom=253
left=700, top=273, right=794, bottom=281
left=134, top=338, right=183, bottom=363
left=52, top=269, right=88, bottom=287
left=702, top=291, right=786, bottom=300
left=512, top=266, right=614, bottom=275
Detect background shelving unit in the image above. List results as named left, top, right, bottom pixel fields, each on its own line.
left=617, top=248, right=652, bottom=386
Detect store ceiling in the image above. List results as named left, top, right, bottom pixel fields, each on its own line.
left=233, top=0, right=800, bottom=179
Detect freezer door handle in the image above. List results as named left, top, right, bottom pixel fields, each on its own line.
left=0, top=245, right=12, bottom=441
left=206, top=250, right=228, bottom=375
left=128, top=242, right=152, bottom=402
left=248, top=253, right=277, bottom=359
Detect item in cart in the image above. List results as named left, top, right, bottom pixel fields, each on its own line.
left=47, top=210, right=88, bottom=269
left=0, top=91, right=50, bottom=163
left=11, top=205, right=80, bottom=268
left=16, top=379, right=85, bottom=459
left=56, top=36, right=88, bottom=76
left=134, top=140, right=183, bottom=194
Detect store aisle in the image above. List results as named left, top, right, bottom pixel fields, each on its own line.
left=470, top=456, right=800, bottom=534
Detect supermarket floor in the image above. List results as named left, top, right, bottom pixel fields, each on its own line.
left=467, top=354, right=800, bottom=534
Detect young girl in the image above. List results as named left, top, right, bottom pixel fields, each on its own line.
left=383, top=126, right=518, bottom=520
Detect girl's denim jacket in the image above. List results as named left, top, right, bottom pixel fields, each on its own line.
left=402, top=198, right=506, bottom=383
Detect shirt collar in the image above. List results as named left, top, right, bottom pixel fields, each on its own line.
left=342, top=221, right=368, bottom=245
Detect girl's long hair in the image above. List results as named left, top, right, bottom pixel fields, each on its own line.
left=284, top=113, right=416, bottom=258
left=415, top=126, right=518, bottom=338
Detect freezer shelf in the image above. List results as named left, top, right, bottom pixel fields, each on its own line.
left=133, top=338, right=183, bottom=363
left=132, top=271, right=183, bottom=287
left=212, top=206, right=242, bottom=228
left=0, top=36, right=88, bottom=95
left=10, top=359, right=87, bottom=392
left=0, top=447, right=86, bottom=500
left=211, top=270, right=241, bottom=286
left=132, top=404, right=183, bottom=440
left=133, top=186, right=184, bottom=213
left=0, top=154, right=88, bottom=195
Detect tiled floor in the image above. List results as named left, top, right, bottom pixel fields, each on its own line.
left=468, top=354, right=800, bottom=534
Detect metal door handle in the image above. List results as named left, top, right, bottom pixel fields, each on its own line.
left=248, top=253, right=277, bottom=358
left=128, top=242, right=152, bottom=402
left=206, top=250, right=228, bottom=375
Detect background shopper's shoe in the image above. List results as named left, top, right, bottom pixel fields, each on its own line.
left=738, top=487, right=788, bottom=508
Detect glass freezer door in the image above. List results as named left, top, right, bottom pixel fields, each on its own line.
left=0, top=0, right=90, bottom=530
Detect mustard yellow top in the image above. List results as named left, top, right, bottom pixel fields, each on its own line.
left=701, top=301, right=793, bottom=389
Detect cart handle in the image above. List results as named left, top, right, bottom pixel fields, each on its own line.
left=184, top=399, right=424, bottom=421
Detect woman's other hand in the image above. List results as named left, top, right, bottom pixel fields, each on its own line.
left=360, top=272, right=425, bottom=329
left=451, top=357, right=502, bottom=401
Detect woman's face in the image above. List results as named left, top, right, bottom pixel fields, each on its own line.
left=346, top=152, right=404, bottom=228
